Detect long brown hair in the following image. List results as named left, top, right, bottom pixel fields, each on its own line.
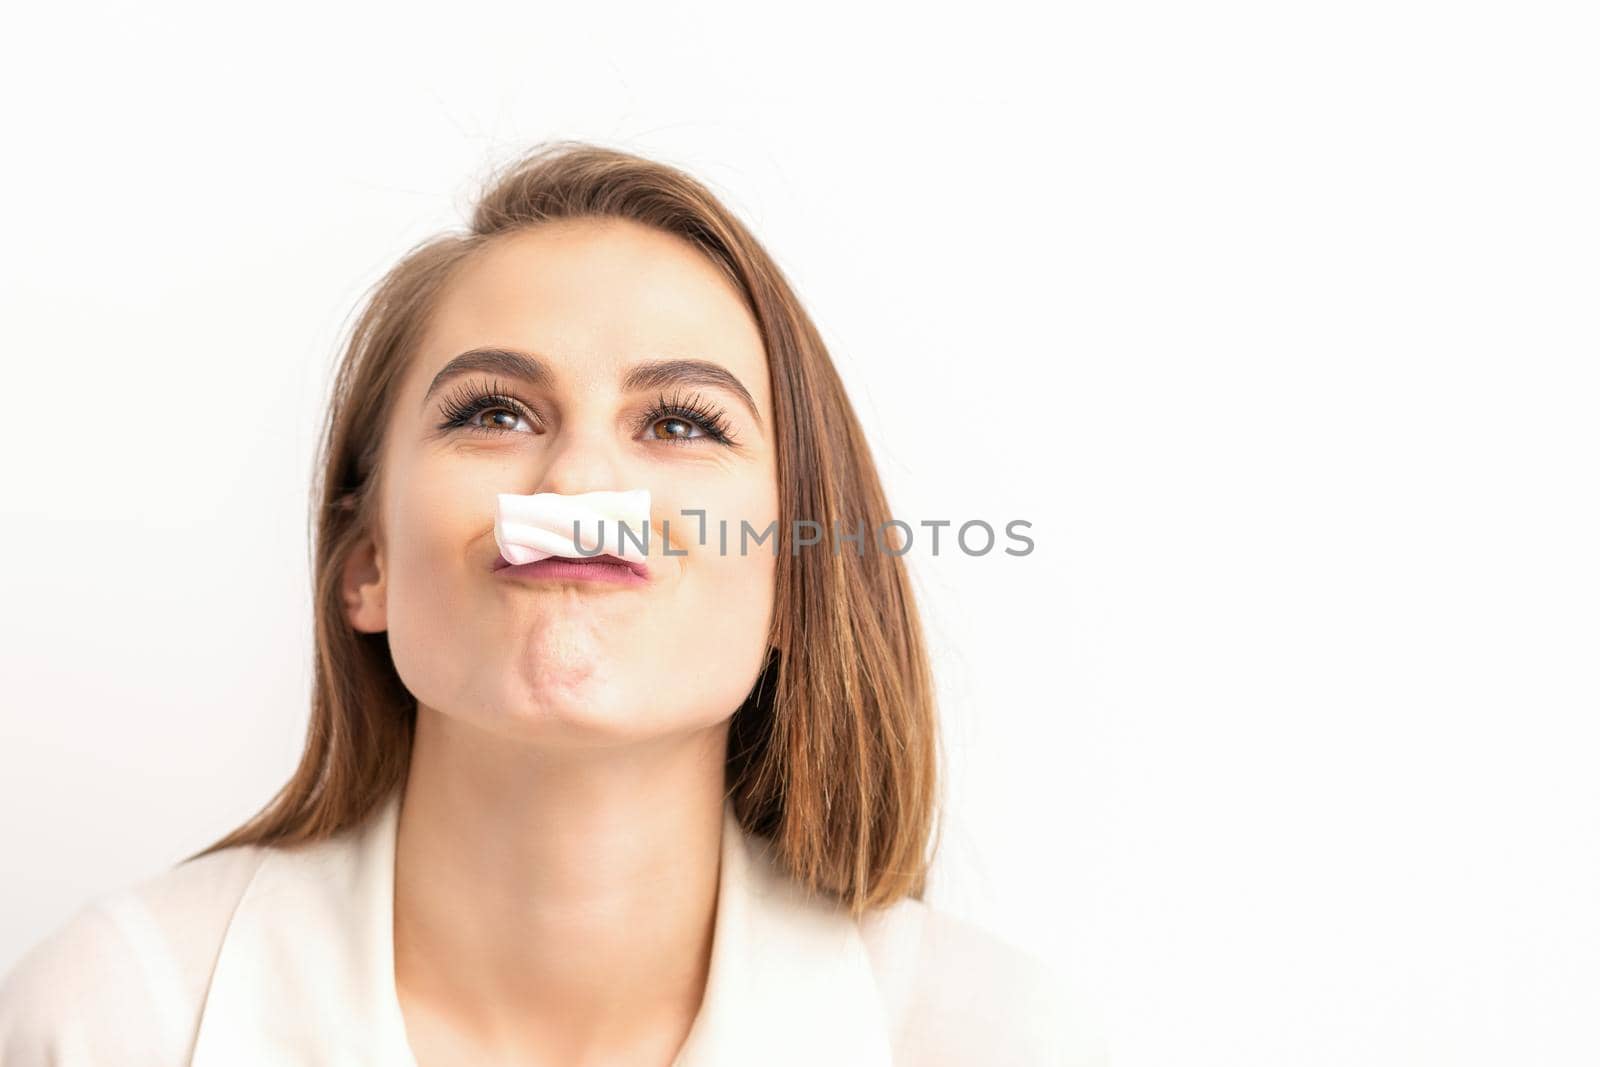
left=187, top=140, right=943, bottom=914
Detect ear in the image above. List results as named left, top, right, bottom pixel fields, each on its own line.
left=341, top=533, right=388, bottom=634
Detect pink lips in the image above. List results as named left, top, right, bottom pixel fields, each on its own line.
left=492, top=552, right=650, bottom=587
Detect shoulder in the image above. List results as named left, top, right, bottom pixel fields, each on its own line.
left=0, top=843, right=268, bottom=1067
left=857, top=896, right=1109, bottom=1067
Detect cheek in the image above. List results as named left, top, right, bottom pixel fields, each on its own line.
left=633, top=477, right=779, bottom=716
left=379, top=457, right=495, bottom=706
left=652, top=516, right=779, bottom=706
left=699, top=538, right=777, bottom=636
left=386, top=460, right=488, bottom=603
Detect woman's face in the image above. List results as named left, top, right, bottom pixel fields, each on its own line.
left=343, top=218, right=779, bottom=748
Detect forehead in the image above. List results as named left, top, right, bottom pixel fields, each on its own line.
left=415, top=218, right=770, bottom=397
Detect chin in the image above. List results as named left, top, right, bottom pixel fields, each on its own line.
left=498, top=673, right=654, bottom=741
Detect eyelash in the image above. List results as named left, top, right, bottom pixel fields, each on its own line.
left=435, top=378, right=738, bottom=448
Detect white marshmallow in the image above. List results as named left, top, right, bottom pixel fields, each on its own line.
left=494, top=489, right=653, bottom=567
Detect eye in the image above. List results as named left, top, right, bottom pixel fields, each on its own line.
left=646, top=414, right=708, bottom=443
left=638, top=390, right=737, bottom=448
left=467, top=406, right=534, bottom=434
left=435, top=379, right=538, bottom=437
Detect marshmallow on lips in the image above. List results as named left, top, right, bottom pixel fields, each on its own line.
left=493, top=489, right=653, bottom=568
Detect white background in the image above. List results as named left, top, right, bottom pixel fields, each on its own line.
left=2, top=3, right=1597, bottom=1064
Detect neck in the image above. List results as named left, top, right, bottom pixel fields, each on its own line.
left=392, top=705, right=730, bottom=1060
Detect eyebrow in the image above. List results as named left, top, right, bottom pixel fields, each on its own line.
left=420, top=346, right=763, bottom=429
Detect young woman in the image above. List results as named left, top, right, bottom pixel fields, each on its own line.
left=0, top=141, right=1083, bottom=1066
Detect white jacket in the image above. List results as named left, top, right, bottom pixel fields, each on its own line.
left=0, top=787, right=1105, bottom=1065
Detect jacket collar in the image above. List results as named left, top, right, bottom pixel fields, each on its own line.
left=190, top=786, right=893, bottom=1066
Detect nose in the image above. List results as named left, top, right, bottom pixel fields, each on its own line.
left=526, top=429, right=657, bottom=563
left=525, top=416, right=634, bottom=499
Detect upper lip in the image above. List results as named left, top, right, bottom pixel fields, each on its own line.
left=491, top=552, right=651, bottom=580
